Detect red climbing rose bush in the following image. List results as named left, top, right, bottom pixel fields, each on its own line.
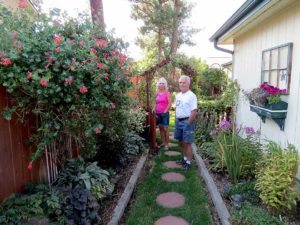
left=0, top=6, right=134, bottom=160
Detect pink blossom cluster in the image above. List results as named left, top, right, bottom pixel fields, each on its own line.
left=260, top=82, right=286, bottom=95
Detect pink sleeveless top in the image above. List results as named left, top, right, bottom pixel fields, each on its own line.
left=155, top=92, right=169, bottom=113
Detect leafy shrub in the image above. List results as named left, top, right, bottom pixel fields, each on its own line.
left=231, top=202, right=284, bottom=225
left=93, top=134, right=129, bottom=171
left=124, top=133, right=146, bottom=155
left=255, top=142, right=300, bottom=213
left=195, top=110, right=219, bottom=145
left=216, top=132, right=241, bottom=184
left=239, top=136, right=262, bottom=179
left=56, top=157, right=114, bottom=199
left=198, top=141, right=217, bottom=160
left=224, top=181, right=260, bottom=205
left=0, top=193, right=44, bottom=224
left=0, top=6, right=134, bottom=161
left=200, top=67, right=227, bottom=97
left=62, top=187, right=100, bottom=225
left=126, top=107, right=148, bottom=134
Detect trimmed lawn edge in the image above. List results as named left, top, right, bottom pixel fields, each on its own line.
left=192, top=143, right=231, bottom=225
left=108, top=149, right=149, bottom=225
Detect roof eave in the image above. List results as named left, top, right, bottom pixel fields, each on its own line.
left=209, top=0, right=269, bottom=43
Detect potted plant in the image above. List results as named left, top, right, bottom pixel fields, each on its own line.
left=244, top=83, right=288, bottom=130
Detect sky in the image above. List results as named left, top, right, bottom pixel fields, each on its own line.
left=41, top=0, right=245, bottom=62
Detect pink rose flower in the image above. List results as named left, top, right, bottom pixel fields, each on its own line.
left=110, top=102, right=116, bottom=109
left=95, top=128, right=102, bottom=134
left=65, top=76, right=73, bottom=85
left=79, top=86, right=88, bottom=93
left=19, top=0, right=28, bottom=9
left=90, top=48, right=97, bottom=54
left=53, top=35, right=63, bottom=45
left=1, top=58, right=12, bottom=66
left=96, top=39, right=109, bottom=48
left=27, top=72, right=33, bottom=79
left=55, top=47, right=60, bottom=52
left=40, top=79, right=49, bottom=87
left=27, top=161, right=33, bottom=170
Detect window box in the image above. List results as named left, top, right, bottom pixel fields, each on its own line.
left=250, top=101, right=288, bottom=131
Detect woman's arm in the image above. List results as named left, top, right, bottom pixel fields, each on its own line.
left=165, top=92, right=172, bottom=113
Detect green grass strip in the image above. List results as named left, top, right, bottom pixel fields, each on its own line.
left=125, top=145, right=213, bottom=225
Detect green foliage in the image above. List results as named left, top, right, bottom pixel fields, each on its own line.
left=255, top=142, right=300, bottom=212
left=124, top=133, right=146, bottom=155
left=62, top=187, right=100, bottom=225
left=217, top=132, right=241, bottom=184
left=239, top=136, right=262, bottom=179
left=221, top=79, right=240, bottom=108
left=0, top=6, right=134, bottom=161
left=130, top=0, right=198, bottom=58
left=231, top=202, right=284, bottom=225
left=127, top=107, right=148, bottom=134
left=201, top=67, right=227, bottom=97
left=198, top=100, right=225, bottom=112
left=0, top=193, right=44, bottom=224
left=197, top=142, right=218, bottom=160
left=195, top=111, right=219, bottom=145
left=56, top=157, right=114, bottom=199
left=224, top=181, right=260, bottom=205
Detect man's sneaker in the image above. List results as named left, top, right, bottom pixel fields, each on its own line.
left=176, top=159, right=186, bottom=165
left=182, top=163, right=191, bottom=171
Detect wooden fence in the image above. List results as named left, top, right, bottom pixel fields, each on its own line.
left=0, top=86, right=43, bottom=202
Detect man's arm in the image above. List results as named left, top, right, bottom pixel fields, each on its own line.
left=188, top=109, right=198, bottom=124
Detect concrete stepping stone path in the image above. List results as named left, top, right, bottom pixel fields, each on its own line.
left=164, top=151, right=181, bottom=156
left=156, top=192, right=185, bottom=208
left=163, top=161, right=181, bottom=169
left=161, top=172, right=185, bottom=182
left=168, top=142, right=179, bottom=147
left=155, top=215, right=189, bottom=225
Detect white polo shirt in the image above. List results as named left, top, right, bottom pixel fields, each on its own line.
left=175, top=90, right=197, bottom=118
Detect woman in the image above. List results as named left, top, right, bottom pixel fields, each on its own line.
left=155, top=77, right=171, bottom=149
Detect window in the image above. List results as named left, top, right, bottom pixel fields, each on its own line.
left=261, top=43, right=293, bottom=92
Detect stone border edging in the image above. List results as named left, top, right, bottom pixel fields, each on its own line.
left=107, top=149, right=149, bottom=225
left=192, top=143, right=231, bottom=225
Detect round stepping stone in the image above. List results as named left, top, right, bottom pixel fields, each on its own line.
left=163, top=161, right=181, bottom=169
left=156, top=192, right=185, bottom=208
left=169, top=143, right=178, bottom=147
left=161, top=172, right=185, bottom=182
left=155, top=216, right=189, bottom=225
left=165, top=151, right=181, bottom=156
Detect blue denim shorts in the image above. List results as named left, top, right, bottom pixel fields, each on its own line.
left=174, top=118, right=196, bottom=143
left=156, top=112, right=170, bottom=127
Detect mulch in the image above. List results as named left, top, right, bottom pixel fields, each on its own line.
left=100, top=155, right=141, bottom=225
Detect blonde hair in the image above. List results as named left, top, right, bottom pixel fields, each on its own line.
left=156, top=77, right=168, bottom=90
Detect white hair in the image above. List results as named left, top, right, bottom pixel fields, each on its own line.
left=179, top=75, right=191, bottom=84
left=156, top=77, right=168, bottom=90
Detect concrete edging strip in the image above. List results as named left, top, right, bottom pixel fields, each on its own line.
left=192, top=143, right=231, bottom=225
left=107, top=149, right=149, bottom=225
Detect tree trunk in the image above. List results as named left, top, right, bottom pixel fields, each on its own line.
left=169, top=0, right=180, bottom=57
left=157, top=0, right=164, bottom=63
left=90, top=0, right=105, bottom=31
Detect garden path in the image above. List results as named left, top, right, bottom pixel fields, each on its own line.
left=125, top=134, right=213, bottom=225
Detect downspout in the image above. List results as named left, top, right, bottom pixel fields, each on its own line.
left=213, top=39, right=234, bottom=55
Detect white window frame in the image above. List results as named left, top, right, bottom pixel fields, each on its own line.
left=261, top=43, right=293, bottom=92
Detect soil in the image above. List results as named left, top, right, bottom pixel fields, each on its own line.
left=100, top=154, right=141, bottom=225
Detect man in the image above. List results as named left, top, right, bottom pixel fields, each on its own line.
left=174, top=75, right=198, bottom=170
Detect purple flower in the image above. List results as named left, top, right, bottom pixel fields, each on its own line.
left=219, top=119, right=231, bottom=131
left=245, top=126, right=255, bottom=135
left=209, top=129, right=218, bottom=136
